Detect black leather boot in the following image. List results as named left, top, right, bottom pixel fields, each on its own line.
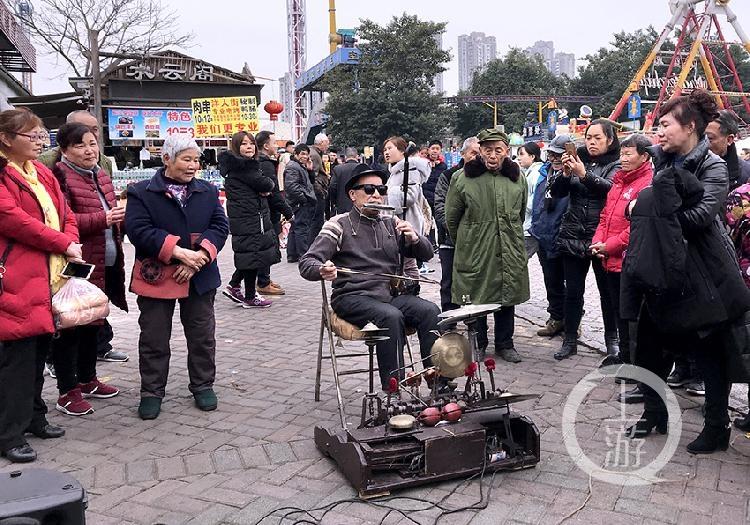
left=1, top=443, right=37, bottom=463
left=554, top=337, right=577, bottom=361
left=686, top=425, right=731, bottom=454
left=599, top=354, right=622, bottom=368
left=627, top=410, right=668, bottom=438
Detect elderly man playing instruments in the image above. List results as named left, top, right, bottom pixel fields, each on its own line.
left=299, top=166, right=442, bottom=392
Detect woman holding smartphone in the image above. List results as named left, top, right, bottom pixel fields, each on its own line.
left=50, top=123, right=127, bottom=417
left=0, top=109, right=81, bottom=463
left=549, top=119, right=621, bottom=360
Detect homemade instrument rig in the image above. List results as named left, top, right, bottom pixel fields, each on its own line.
left=314, top=303, right=541, bottom=497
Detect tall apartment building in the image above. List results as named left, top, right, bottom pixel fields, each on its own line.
left=553, top=52, right=576, bottom=78
left=524, top=40, right=554, bottom=71
left=457, top=32, right=497, bottom=92
left=524, top=41, right=576, bottom=78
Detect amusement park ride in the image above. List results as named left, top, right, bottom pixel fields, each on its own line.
left=611, top=0, right=750, bottom=132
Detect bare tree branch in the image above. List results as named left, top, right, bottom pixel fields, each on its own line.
left=17, top=0, right=193, bottom=80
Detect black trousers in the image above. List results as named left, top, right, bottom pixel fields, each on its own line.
left=602, top=271, right=633, bottom=362
left=258, top=221, right=282, bottom=287
left=97, top=319, right=114, bottom=356
left=476, top=306, right=516, bottom=350
left=438, top=247, right=458, bottom=312
left=308, top=198, right=327, bottom=246
left=136, top=290, right=217, bottom=398
left=561, top=255, right=617, bottom=339
left=229, top=268, right=258, bottom=297
left=673, top=353, right=702, bottom=381
left=537, top=246, right=565, bottom=321
left=287, top=203, right=315, bottom=259
left=0, top=335, right=51, bottom=451
left=51, top=324, right=99, bottom=394
left=636, top=308, right=729, bottom=428
left=334, top=294, right=441, bottom=390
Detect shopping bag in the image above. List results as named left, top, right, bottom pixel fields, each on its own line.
left=51, top=277, right=110, bottom=330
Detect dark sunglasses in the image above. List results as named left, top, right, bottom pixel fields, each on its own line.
left=353, top=183, right=388, bottom=195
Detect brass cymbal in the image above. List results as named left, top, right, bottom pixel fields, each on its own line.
left=358, top=322, right=389, bottom=336
left=495, top=392, right=539, bottom=403
left=437, top=304, right=502, bottom=327
left=431, top=332, right=471, bottom=379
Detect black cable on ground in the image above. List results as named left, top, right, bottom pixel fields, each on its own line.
left=254, top=447, right=503, bottom=525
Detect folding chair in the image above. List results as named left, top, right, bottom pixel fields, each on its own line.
left=314, top=281, right=415, bottom=427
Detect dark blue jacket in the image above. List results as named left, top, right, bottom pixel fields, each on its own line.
left=530, top=162, right=569, bottom=257
left=423, top=160, right=447, bottom=207
left=125, top=169, right=229, bottom=296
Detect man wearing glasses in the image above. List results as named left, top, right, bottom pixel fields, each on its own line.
left=299, top=166, right=442, bottom=392
left=529, top=135, right=574, bottom=340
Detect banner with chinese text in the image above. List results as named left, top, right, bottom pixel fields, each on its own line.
left=191, top=96, right=260, bottom=138
left=107, top=108, right=194, bottom=140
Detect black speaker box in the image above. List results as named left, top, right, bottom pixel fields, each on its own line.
left=0, top=469, right=87, bottom=525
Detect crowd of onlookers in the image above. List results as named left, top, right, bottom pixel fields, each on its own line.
left=3, top=88, right=750, bottom=464
left=0, top=107, right=229, bottom=463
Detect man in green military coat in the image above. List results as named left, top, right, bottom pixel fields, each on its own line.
left=445, top=128, right=530, bottom=363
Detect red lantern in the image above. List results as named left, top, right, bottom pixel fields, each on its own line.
left=264, top=100, right=283, bottom=121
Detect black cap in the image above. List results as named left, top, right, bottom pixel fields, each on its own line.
left=344, top=165, right=388, bottom=193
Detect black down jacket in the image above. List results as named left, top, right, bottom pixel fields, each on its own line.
left=257, top=154, right=293, bottom=225
left=621, top=138, right=750, bottom=332
left=550, top=146, right=620, bottom=258
left=218, top=151, right=280, bottom=270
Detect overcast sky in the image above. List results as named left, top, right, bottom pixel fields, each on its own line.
left=30, top=0, right=750, bottom=100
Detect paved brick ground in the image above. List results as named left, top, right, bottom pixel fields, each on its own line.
left=2, top=243, right=749, bottom=524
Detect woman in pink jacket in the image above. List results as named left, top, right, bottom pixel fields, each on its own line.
left=590, top=134, right=654, bottom=383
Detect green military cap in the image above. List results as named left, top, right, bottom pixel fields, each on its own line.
left=476, top=128, right=510, bottom=145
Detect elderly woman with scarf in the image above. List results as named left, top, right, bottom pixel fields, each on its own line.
left=550, top=119, right=621, bottom=361
left=125, top=134, right=228, bottom=420
left=50, top=123, right=127, bottom=417
left=445, top=129, right=529, bottom=363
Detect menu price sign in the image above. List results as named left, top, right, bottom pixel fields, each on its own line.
left=191, top=96, right=260, bottom=138
left=108, top=108, right=194, bottom=140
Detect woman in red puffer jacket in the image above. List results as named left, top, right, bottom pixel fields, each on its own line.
left=50, top=123, right=127, bottom=418
left=0, top=108, right=81, bottom=464
left=591, top=133, right=654, bottom=373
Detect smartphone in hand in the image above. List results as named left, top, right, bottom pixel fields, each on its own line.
left=60, top=261, right=95, bottom=280
left=564, top=142, right=577, bottom=158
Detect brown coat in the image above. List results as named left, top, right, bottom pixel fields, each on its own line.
left=53, top=161, right=127, bottom=311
